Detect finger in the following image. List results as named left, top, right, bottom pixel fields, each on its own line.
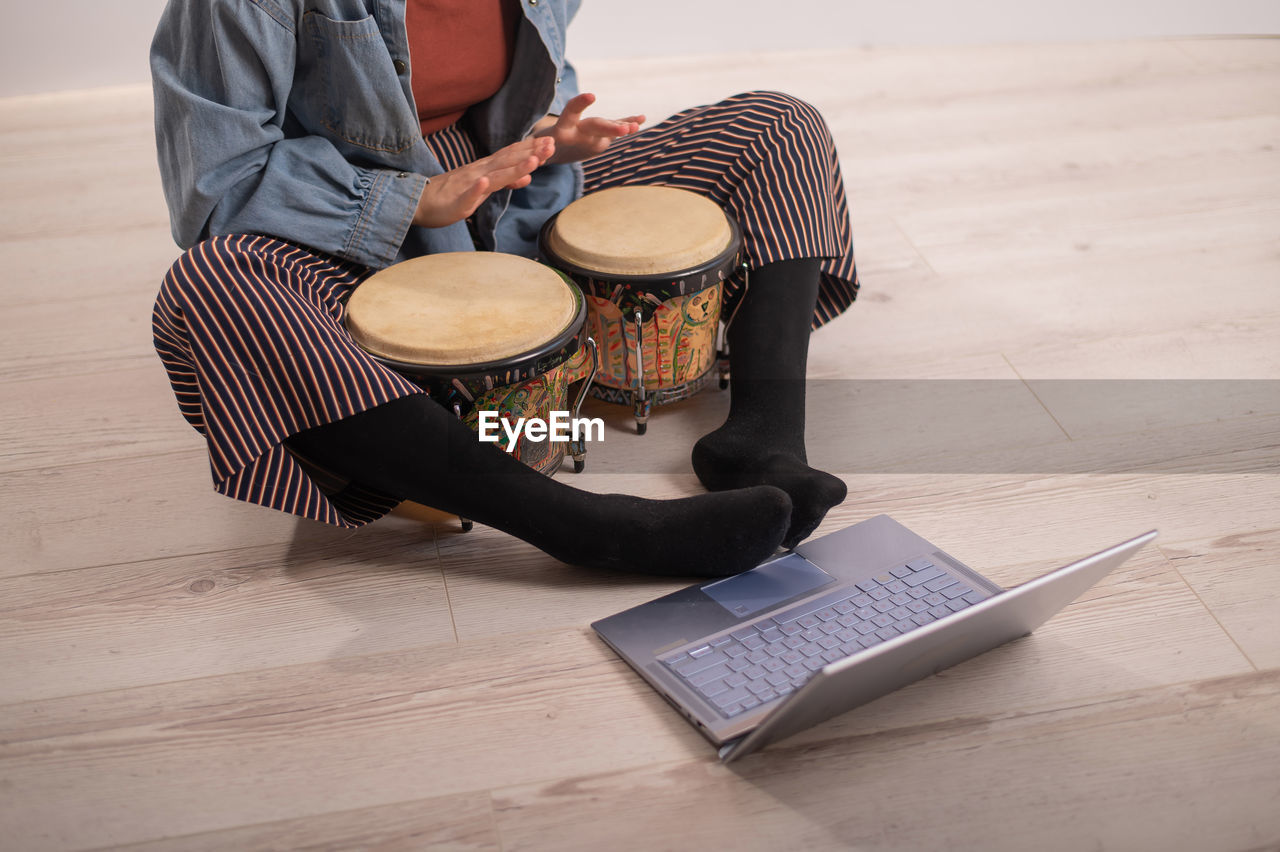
left=578, top=117, right=639, bottom=138
left=488, top=135, right=553, bottom=168
left=558, top=92, right=596, bottom=124
left=416, top=173, right=491, bottom=227
left=505, top=173, right=535, bottom=191
left=463, top=175, right=490, bottom=208
left=482, top=154, right=542, bottom=191
left=531, top=135, right=555, bottom=162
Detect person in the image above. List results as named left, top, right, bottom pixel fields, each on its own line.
left=149, top=0, right=858, bottom=577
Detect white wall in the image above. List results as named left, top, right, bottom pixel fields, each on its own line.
left=1, top=0, right=1277, bottom=98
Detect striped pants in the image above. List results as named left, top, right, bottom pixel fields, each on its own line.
left=153, top=91, right=859, bottom=527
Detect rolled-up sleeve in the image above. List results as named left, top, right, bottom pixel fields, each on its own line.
left=150, top=0, right=425, bottom=268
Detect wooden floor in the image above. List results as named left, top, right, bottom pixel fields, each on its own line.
left=2, top=38, right=1278, bottom=851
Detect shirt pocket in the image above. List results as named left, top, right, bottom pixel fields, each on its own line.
left=295, top=12, right=417, bottom=155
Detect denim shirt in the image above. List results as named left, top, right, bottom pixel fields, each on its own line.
left=151, top=0, right=583, bottom=268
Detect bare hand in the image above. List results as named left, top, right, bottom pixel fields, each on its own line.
left=412, top=136, right=556, bottom=228
left=531, top=93, right=644, bottom=165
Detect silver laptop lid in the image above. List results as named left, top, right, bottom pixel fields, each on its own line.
left=721, top=530, right=1158, bottom=762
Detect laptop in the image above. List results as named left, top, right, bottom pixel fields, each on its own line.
left=592, top=514, right=1157, bottom=762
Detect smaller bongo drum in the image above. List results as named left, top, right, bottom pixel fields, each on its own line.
left=345, top=253, right=598, bottom=481
left=540, top=186, right=744, bottom=434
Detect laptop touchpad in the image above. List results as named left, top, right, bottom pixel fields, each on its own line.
left=702, top=554, right=835, bottom=618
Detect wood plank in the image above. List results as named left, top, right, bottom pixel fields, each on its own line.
left=1004, top=313, right=1280, bottom=379
left=844, top=272, right=1280, bottom=382
left=1175, top=37, right=1280, bottom=72
left=490, top=670, right=1280, bottom=852
left=824, top=472, right=1280, bottom=575
left=896, top=173, right=1280, bottom=278
left=943, top=242, right=1280, bottom=346
left=0, top=88, right=166, bottom=245
left=0, top=227, right=178, bottom=308
left=807, top=390, right=1280, bottom=476
left=115, top=791, right=501, bottom=852
left=0, top=366, right=198, bottom=473
left=0, top=450, right=441, bottom=578
left=0, top=86, right=154, bottom=157
left=0, top=530, right=454, bottom=704
left=1164, top=527, right=1280, bottom=669
left=0, top=291, right=160, bottom=384
left=845, top=114, right=1280, bottom=216
left=0, top=145, right=169, bottom=244
left=828, top=66, right=1280, bottom=175
left=1025, top=378, right=1280, bottom=441
left=576, top=41, right=1202, bottom=138
left=435, top=524, right=690, bottom=644
left=0, top=630, right=701, bottom=851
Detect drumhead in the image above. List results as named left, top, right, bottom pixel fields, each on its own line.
left=543, top=186, right=734, bottom=276
left=346, top=252, right=579, bottom=367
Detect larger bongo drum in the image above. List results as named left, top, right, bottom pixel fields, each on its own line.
left=540, top=186, right=743, bottom=434
left=345, top=252, right=597, bottom=477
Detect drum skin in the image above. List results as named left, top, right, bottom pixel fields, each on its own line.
left=344, top=252, right=593, bottom=475
left=542, top=186, right=733, bottom=277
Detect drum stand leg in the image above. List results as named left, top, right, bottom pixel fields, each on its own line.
left=632, top=311, right=650, bottom=435
left=568, top=337, right=599, bottom=472
left=717, top=263, right=750, bottom=390
left=451, top=403, right=474, bottom=533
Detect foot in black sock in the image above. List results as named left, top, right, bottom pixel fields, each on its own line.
left=693, top=257, right=847, bottom=547
left=539, top=485, right=793, bottom=576
left=287, top=395, right=792, bottom=577
left=692, top=428, right=847, bottom=550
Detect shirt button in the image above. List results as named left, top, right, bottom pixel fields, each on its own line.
left=397, top=172, right=410, bottom=179
left=393, top=59, right=407, bottom=75
left=528, top=0, right=538, bottom=5
left=556, top=76, right=562, bottom=84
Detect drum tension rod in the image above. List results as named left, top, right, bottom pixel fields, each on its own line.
left=717, top=263, right=750, bottom=390
left=569, top=337, right=599, bottom=472
left=632, top=311, right=651, bottom=435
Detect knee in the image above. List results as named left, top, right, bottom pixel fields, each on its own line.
left=728, top=90, right=833, bottom=140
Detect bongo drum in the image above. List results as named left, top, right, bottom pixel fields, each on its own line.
left=345, top=252, right=598, bottom=481
left=539, top=186, right=743, bottom=434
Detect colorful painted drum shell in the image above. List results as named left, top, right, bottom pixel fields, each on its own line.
left=458, top=356, right=577, bottom=475
left=586, top=284, right=723, bottom=392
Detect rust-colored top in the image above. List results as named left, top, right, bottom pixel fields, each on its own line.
left=406, top=0, right=520, bottom=136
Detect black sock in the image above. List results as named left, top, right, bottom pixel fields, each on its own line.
left=692, top=258, right=847, bottom=548
left=287, top=395, right=792, bottom=577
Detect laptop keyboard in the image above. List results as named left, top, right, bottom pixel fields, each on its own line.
left=659, top=557, right=992, bottom=719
